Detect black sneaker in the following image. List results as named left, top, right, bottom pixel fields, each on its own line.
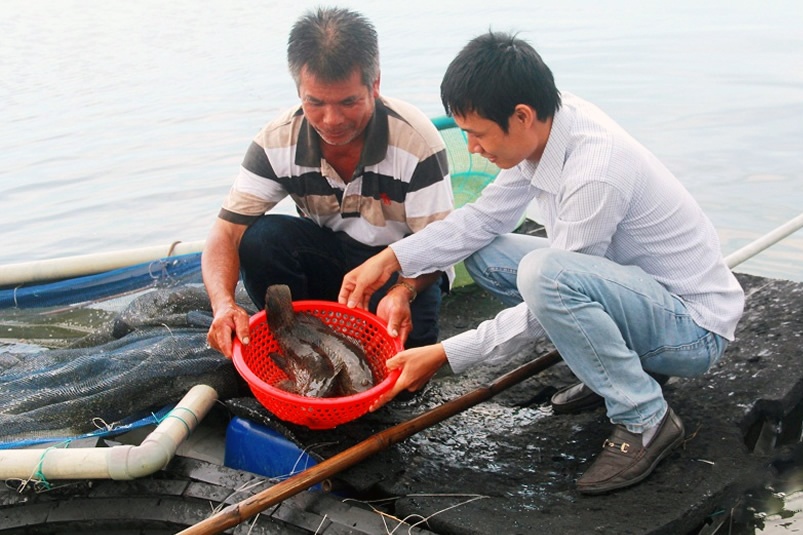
left=552, top=374, right=669, bottom=415
left=551, top=382, right=604, bottom=413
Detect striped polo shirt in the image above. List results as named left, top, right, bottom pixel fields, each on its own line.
left=219, top=96, right=454, bottom=249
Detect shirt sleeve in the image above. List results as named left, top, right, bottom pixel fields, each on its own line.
left=391, top=167, right=533, bottom=276
left=391, top=167, right=543, bottom=373
left=441, top=302, right=547, bottom=374
left=219, top=140, right=288, bottom=224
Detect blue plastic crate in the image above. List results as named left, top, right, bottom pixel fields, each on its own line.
left=224, top=417, right=319, bottom=485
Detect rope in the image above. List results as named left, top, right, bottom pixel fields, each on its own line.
left=12, top=440, right=73, bottom=493
left=166, top=241, right=182, bottom=257
left=161, top=406, right=199, bottom=435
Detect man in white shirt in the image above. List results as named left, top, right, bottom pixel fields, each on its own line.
left=338, top=31, right=744, bottom=494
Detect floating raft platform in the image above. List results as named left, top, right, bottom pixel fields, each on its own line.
left=1, top=272, right=800, bottom=534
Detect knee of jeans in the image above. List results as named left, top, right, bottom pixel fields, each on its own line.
left=462, top=251, right=483, bottom=280
left=517, top=248, right=564, bottom=308
left=241, top=216, right=288, bottom=251
left=463, top=236, right=519, bottom=284
left=240, top=217, right=300, bottom=267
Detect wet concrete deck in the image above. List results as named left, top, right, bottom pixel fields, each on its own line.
left=280, top=272, right=803, bottom=534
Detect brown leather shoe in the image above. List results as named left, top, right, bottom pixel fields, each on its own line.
left=576, top=407, right=685, bottom=495
left=551, top=382, right=604, bottom=414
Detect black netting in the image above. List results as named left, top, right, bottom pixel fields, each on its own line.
left=0, top=267, right=255, bottom=445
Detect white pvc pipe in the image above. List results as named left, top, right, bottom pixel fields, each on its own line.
left=0, top=384, right=217, bottom=481
left=726, top=212, right=803, bottom=269
left=0, top=239, right=206, bottom=288
left=1, top=211, right=800, bottom=288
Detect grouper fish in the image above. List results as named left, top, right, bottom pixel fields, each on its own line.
left=264, top=284, right=375, bottom=397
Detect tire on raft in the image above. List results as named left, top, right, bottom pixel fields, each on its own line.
left=0, top=455, right=436, bottom=535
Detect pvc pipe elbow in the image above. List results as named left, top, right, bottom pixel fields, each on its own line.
left=106, top=437, right=174, bottom=480
left=106, top=384, right=218, bottom=480
left=0, top=384, right=218, bottom=482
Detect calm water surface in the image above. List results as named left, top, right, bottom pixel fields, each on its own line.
left=1, top=1, right=803, bottom=529
left=1, top=0, right=801, bottom=282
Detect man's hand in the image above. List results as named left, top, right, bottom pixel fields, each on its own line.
left=376, top=289, right=413, bottom=346
left=339, top=248, right=401, bottom=310
left=206, top=303, right=252, bottom=359
left=202, top=218, right=251, bottom=358
left=369, top=343, right=447, bottom=411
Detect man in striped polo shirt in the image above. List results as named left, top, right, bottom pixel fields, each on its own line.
left=202, top=8, right=453, bottom=359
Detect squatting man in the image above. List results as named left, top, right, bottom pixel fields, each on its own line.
left=339, top=31, right=744, bottom=495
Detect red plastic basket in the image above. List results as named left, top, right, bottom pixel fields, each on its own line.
left=232, top=301, right=403, bottom=429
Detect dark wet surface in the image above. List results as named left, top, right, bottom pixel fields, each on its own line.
left=274, top=272, right=803, bottom=535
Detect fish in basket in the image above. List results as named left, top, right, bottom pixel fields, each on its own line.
left=263, top=284, right=374, bottom=397
left=232, top=285, right=402, bottom=429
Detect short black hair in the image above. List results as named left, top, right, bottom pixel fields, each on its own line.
left=441, top=31, right=561, bottom=132
left=287, top=7, right=379, bottom=88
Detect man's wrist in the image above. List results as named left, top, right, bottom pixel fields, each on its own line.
left=388, top=280, right=417, bottom=303
left=383, top=246, right=403, bottom=273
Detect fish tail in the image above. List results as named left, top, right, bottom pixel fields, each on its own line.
left=264, top=284, right=296, bottom=330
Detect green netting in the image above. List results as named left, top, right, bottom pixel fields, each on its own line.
left=433, top=115, right=500, bottom=208
left=433, top=116, right=501, bottom=286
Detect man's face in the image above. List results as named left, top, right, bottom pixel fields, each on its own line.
left=454, top=108, right=547, bottom=169
left=299, top=66, right=379, bottom=147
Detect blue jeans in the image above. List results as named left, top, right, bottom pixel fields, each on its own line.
left=238, top=215, right=443, bottom=348
left=464, top=234, right=727, bottom=433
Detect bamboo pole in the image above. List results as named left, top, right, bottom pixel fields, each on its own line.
left=177, top=349, right=562, bottom=535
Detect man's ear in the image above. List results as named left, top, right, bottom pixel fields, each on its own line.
left=371, top=73, right=381, bottom=98
left=512, top=104, right=536, bottom=127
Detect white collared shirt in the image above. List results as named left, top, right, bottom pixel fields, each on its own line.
left=391, top=93, right=744, bottom=373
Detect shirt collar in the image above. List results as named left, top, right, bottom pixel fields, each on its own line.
left=295, top=99, right=389, bottom=169
left=519, top=97, right=572, bottom=194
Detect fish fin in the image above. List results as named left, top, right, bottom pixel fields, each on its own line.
left=338, top=334, right=368, bottom=360
left=268, top=351, right=295, bottom=379
left=308, top=375, right=338, bottom=398
left=309, top=350, right=339, bottom=378
left=275, top=379, right=300, bottom=395
left=331, top=370, right=354, bottom=397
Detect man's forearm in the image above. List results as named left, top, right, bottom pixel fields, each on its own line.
left=201, top=242, right=242, bottom=313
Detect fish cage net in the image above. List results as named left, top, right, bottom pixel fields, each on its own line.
left=432, top=115, right=500, bottom=208
left=0, top=254, right=246, bottom=446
